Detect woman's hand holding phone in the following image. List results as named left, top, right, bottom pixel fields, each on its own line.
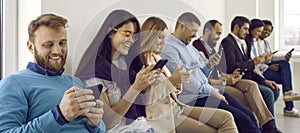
left=133, top=65, right=160, bottom=92
left=285, top=48, right=294, bottom=61
left=151, top=59, right=168, bottom=71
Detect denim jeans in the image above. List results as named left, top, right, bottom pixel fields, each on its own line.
left=263, top=60, right=294, bottom=110
left=186, top=92, right=261, bottom=133
left=258, top=83, right=279, bottom=128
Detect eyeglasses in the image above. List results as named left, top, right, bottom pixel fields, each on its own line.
left=112, top=28, right=138, bottom=42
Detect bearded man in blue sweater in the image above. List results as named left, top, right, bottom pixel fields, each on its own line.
left=0, top=13, right=105, bottom=133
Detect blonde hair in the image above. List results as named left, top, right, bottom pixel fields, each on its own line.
left=140, top=17, right=168, bottom=64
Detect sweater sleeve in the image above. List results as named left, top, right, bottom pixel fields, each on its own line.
left=85, top=120, right=106, bottom=133
left=0, top=77, right=63, bottom=133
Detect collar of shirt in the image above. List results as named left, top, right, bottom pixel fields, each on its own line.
left=112, top=55, right=127, bottom=70
left=257, top=39, right=266, bottom=53
left=230, top=33, right=243, bottom=45
left=257, top=38, right=265, bottom=46
left=26, top=62, right=65, bottom=76
left=253, top=38, right=258, bottom=42
left=230, top=33, right=247, bottom=54
left=257, top=39, right=265, bottom=44
left=169, top=34, right=188, bottom=47
left=200, top=37, right=213, bottom=54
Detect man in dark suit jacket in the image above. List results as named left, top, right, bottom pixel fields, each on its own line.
left=221, top=16, right=282, bottom=133
left=193, top=19, right=277, bottom=130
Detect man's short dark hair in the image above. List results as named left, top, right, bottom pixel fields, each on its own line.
left=230, top=16, right=250, bottom=31
left=175, top=12, right=201, bottom=30
left=203, top=19, right=222, bottom=34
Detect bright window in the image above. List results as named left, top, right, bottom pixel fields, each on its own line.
left=280, top=0, right=300, bottom=51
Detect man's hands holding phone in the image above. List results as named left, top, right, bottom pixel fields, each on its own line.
left=59, top=87, right=104, bottom=126
left=225, top=68, right=243, bottom=85
left=207, top=52, right=222, bottom=69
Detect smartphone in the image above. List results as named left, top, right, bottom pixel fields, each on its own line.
left=239, top=68, right=248, bottom=75
left=288, top=48, right=295, bottom=53
left=151, top=59, right=168, bottom=70
left=218, top=47, right=223, bottom=55
left=77, top=84, right=103, bottom=119
left=88, top=84, right=103, bottom=100
left=272, top=50, right=279, bottom=54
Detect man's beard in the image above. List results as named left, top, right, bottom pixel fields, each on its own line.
left=208, top=35, right=217, bottom=48
left=238, top=29, right=246, bottom=39
left=34, top=48, right=66, bottom=73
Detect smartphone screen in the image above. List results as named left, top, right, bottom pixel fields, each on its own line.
left=77, top=84, right=103, bottom=119
left=151, top=59, right=168, bottom=71
left=88, top=84, right=103, bottom=100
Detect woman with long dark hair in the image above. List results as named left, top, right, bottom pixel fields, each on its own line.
left=76, top=10, right=158, bottom=131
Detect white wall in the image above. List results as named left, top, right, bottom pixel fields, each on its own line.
left=40, top=0, right=280, bottom=75
left=18, top=0, right=41, bottom=70
left=41, top=0, right=118, bottom=75
left=225, top=0, right=257, bottom=35
left=41, top=0, right=226, bottom=75
left=224, top=0, right=298, bottom=91
left=187, top=0, right=226, bottom=35
left=7, top=0, right=298, bottom=89
left=2, top=0, right=18, bottom=77
left=225, top=0, right=276, bottom=49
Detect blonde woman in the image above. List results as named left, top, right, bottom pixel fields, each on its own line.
left=130, top=16, right=238, bottom=133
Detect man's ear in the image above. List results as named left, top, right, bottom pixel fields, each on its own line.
left=205, top=28, right=211, bottom=35
left=27, top=41, right=34, bottom=54
left=178, top=23, right=186, bottom=33
left=180, top=23, right=185, bottom=30
left=234, top=25, right=239, bottom=31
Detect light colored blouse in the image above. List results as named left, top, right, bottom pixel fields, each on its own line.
left=84, top=56, right=127, bottom=130
left=145, top=53, right=185, bottom=133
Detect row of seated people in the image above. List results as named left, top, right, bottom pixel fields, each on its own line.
left=193, top=18, right=300, bottom=122
left=76, top=10, right=292, bottom=133
left=1, top=9, right=299, bottom=133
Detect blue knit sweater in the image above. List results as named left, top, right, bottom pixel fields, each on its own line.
left=0, top=63, right=105, bottom=133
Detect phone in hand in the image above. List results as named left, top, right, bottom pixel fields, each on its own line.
left=272, top=50, right=279, bottom=54
left=218, top=47, right=223, bottom=55
left=239, top=68, right=248, bottom=75
left=77, top=84, right=103, bottom=119
left=88, top=84, right=103, bottom=100
left=288, top=48, right=295, bottom=53
left=151, top=59, right=168, bottom=70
